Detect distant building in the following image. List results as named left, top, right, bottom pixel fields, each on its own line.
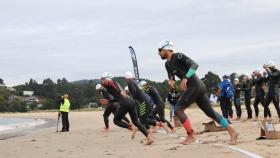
left=7, top=87, right=16, bottom=91
left=23, top=91, right=34, bottom=96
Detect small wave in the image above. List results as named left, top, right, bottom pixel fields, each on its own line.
left=0, top=117, right=47, bottom=133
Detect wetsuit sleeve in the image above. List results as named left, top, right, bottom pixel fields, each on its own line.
left=101, top=90, right=118, bottom=103
left=150, top=87, right=162, bottom=101
left=270, top=70, right=280, bottom=78
left=165, top=61, right=175, bottom=80
left=176, top=53, right=199, bottom=78
left=128, top=82, right=138, bottom=99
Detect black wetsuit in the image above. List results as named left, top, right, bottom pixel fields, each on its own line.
left=264, top=68, right=280, bottom=118
left=102, top=80, right=148, bottom=137
left=165, top=53, right=226, bottom=128
left=252, top=76, right=271, bottom=117
left=100, top=89, right=130, bottom=129
left=233, top=83, right=242, bottom=118
left=241, top=80, right=253, bottom=119
left=144, top=85, right=174, bottom=129
left=126, top=79, right=157, bottom=128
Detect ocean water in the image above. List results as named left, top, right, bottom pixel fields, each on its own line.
left=0, top=117, right=46, bottom=134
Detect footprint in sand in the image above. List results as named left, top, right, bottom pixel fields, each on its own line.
left=57, top=149, right=64, bottom=152
left=167, top=146, right=178, bottom=150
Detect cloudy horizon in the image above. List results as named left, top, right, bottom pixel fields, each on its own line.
left=0, top=0, right=280, bottom=86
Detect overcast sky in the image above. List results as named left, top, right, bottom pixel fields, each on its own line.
left=0, top=0, right=279, bottom=86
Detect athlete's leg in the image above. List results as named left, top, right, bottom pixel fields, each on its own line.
left=234, top=98, right=242, bottom=119
left=173, top=87, right=198, bottom=145
left=220, top=98, right=227, bottom=118
left=264, top=94, right=273, bottom=118
left=103, top=105, right=114, bottom=129
left=272, top=93, right=280, bottom=119
left=253, top=96, right=260, bottom=118
left=229, top=100, right=233, bottom=118
left=262, top=91, right=271, bottom=118
left=196, top=94, right=239, bottom=145
left=155, top=103, right=174, bottom=130
left=138, top=102, right=157, bottom=127
left=245, top=95, right=252, bottom=119
left=113, top=104, right=130, bottom=129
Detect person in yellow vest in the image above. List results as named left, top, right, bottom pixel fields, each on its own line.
left=59, top=94, right=71, bottom=132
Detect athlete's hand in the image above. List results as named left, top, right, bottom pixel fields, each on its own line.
left=168, top=80, right=175, bottom=88
left=100, top=99, right=109, bottom=105
left=180, top=78, right=188, bottom=91
left=121, top=92, right=127, bottom=97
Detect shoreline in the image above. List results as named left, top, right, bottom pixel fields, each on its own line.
left=0, top=117, right=56, bottom=140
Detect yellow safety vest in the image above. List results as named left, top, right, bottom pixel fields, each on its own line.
left=60, top=99, right=70, bottom=112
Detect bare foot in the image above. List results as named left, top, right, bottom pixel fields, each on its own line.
left=159, top=122, right=169, bottom=133
left=180, top=135, right=196, bottom=145
left=102, top=128, right=110, bottom=132
left=145, top=134, right=154, bottom=145
left=170, top=128, right=176, bottom=133
left=131, top=127, right=138, bottom=140
left=229, top=132, right=239, bottom=145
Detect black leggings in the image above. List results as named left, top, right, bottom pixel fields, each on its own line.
left=103, top=103, right=130, bottom=129
left=175, top=77, right=223, bottom=125
left=150, top=102, right=174, bottom=129
left=244, top=94, right=253, bottom=119
left=220, top=97, right=231, bottom=119
left=254, top=91, right=271, bottom=117
left=113, top=97, right=148, bottom=137
left=137, top=101, right=157, bottom=128
left=234, top=97, right=242, bottom=117
left=61, top=112, right=69, bottom=131
left=265, top=93, right=280, bottom=118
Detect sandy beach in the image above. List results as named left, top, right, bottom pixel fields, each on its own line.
left=0, top=106, right=279, bottom=158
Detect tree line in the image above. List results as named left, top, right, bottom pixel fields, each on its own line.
left=2, top=71, right=275, bottom=112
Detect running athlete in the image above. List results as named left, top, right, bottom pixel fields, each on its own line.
left=96, top=84, right=131, bottom=131
left=158, top=40, right=238, bottom=145
left=124, top=72, right=165, bottom=131
left=252, top=70, right=271, bottom=120
left=100, top=72, right=153, bottom=145
left=263, top=61, right=280, bottom=121
left=140, top=80, right=175, bottom=132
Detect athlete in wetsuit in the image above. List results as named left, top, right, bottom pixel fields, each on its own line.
left=100, top=72, right=153, bottom=145
left=124, top=72, right=164, bottom=131
left=263, top=61, right=280, bottom=121
left=241, top=76, right=253, bottom=120
left=96, top=84, right=131, bottom=131
left=252, top=70, right=271, bottom=120
left=158, top=40, right=238, bottom=145
left=233, top=78, right=242, bottom=120
left=140, top=80, right=175, bottom=132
